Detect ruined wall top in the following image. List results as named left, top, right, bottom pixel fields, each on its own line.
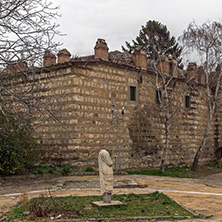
left=133, top=46, right=147, bottom=69
left=7, top=61, right=28, bottom=73
left=186, top=62, right=205, bottom=84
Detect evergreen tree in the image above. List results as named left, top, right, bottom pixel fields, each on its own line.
left=122, top=20, right=183, bottom=68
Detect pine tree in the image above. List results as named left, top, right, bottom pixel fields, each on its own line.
left=122, top=20, right=183, bottom=68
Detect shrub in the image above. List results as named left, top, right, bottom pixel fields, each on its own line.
left=85, top=167, right=95, bottom=172
left=61, top=166, right=71, bottom=176
left=0, top=113, right=41, bottom=175
left=32, top=168, right=44, bottom=175
left=48, top=167, right=55, bottom=174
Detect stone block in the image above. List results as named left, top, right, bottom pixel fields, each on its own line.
left=92, top=201, right=123, bottom=207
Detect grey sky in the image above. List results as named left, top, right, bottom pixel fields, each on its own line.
left=53, top=0, right=222, bottom=61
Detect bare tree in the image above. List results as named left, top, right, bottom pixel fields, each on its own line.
left=181, top=21, right=222, bottom=171
left=0, top=0, right=60, bottom=118
left=148, top=55, right=189, bottom=173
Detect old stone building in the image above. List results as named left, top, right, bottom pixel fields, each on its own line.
left=14, top=39, right=222, bottom=170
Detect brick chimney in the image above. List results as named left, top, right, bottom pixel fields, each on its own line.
left=43, top=50, right=56, bottom=67
left=168, top=57, right=178, bottom=76
left=197, top=66, right=205, bottom=84
left=187, top=62, right=198, bottom=81
left=94, top=39, right=109, bottom=60
left=158, top=55, right=169, bottom=74
left=57, top=49, right=71, bottom=64
left=133, top=46, right=147, bottom=69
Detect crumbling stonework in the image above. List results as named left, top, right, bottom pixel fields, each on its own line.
left=10, top=39, right=222, bottom=170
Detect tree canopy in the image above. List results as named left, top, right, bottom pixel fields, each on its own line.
left=0, top=0, right=60, bottom=117
left=122, top=20, right=183, bottom=68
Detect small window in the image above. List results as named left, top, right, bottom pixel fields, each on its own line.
left=185, top=95, right=190, bottom=108
left=169, top=62, right=173, bottom=75
left=139, top=75, right=143, bottom=84
left=130, top=86, right=136, bottom=101
left=156, top=90, right=162, bottom=104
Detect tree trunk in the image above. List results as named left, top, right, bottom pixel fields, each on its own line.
left=191, top=107, right=214, bottom=171
left=160, top=119, right=169, bottom=173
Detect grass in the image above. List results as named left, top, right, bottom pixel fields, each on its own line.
left=5, top=192, right=195, bottom=221
left=203, top=162, right=222, bottom=169
left=127, top=163, right=222, bottom=178
left=127, top=166, right=196, bottom=178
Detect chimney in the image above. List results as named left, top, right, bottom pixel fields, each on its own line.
left=168, top=57, right=178, bottom=76
left=187, top=62, right=197, bottom=81
left=43, top=50, right=56, bottom=67
left=57, top=49, right=71, bottom=64
left=94, top=39, right=109, bottom=60
left=197, top=66, right=205, bottom=84
left=158, top=55, right=170, bottom=74
left=133, top=46, right=147, bottom=69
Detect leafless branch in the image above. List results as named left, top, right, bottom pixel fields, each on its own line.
left=0, top=0, right=61, bottom=120
left=181, top=21, right=222, bottom=171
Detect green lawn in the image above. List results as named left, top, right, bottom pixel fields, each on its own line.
left=5, top=192, right=195, bottom=221
left=127, top=164, right=222, bottom=178
left=127, top=166, right=196, bottom=178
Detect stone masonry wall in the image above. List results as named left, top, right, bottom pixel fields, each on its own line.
left=15, top=60, right=220, bottom=170
left=33, top=62, right=139, bottom=170
left=128, top=71, right=217, bottom=169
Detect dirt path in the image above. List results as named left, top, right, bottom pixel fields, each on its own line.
left=1, top=173, right=222, bottom=221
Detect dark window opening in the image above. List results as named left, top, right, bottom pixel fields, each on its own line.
left=139, top=75, right=143, bottom=84
left=169, top=62, right=173, bottom=75
left=156, top=90, right=162, bottom=104
left=185, top=95, right=190, bottom=108
left=130, top=86, right=136, bottom=101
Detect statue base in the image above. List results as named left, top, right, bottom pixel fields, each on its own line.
left=92, top=201, right=123, bottom=207
left=103, top=192, right=111, bottom=203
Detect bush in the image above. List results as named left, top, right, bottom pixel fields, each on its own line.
left=85, top=167, right=95, bottom=172
left=32, top=166, right=56, bottom=175
left=0, top=113, right=41, bottom=175
left=61, top=166, right=71, bottom=176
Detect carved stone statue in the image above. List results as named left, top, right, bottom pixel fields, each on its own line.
left=98, top=149, right=113, bottom=203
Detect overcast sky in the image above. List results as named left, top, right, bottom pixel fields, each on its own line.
left=53, top=0, right=222, bottom=62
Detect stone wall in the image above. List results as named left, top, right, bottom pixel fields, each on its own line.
left=32, top=61, right=137, bottom=170
left=8, top=53, right=222, bottom=170
left=128, top=71, right=217, bottom=169
left=24, top=59, right=220, bottom=171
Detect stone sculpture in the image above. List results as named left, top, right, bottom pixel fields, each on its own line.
left=98, top=149, right=113, bottom=203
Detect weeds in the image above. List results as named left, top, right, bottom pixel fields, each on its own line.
left=6, top=192, right=195, bottom=221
